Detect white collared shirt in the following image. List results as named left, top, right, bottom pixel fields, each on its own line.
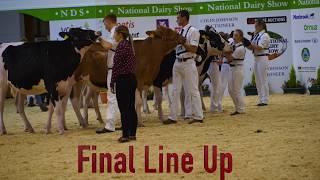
left=107, top=26, right=118, bottom=68
left=176, top=24, right=200, bottom=59
left=231, top=42, right=245, bottom=65
left=251, top=30, right=270, bottom=56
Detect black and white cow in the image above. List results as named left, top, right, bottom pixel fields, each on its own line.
left=150, top=26, right=232, bottom=121
left=0, top=28, right=101, bottom=135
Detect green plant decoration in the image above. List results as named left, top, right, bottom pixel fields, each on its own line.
left=245, top=71, right=256, bottom=88
left=283, top=66, right=303, bottom=88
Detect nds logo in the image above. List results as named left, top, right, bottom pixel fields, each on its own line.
left=293, top=13, right=315, bottom=20
left=55, top=8, right=90, bottom=18
left=301, top=48, right=311, bottom=62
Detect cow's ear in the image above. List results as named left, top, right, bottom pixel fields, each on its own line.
left=146, top=31, right=155, bottom=38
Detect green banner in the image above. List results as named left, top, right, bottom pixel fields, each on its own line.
left=19, top=0, right=320, bottom=21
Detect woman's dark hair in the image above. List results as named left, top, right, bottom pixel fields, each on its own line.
left=234, top=29, right=244, bottom=41
left=115, top=25, right=135, bottom=53
left=255, top=19, right=267, bottom=32
left=115, top=25, right=130, bottom=39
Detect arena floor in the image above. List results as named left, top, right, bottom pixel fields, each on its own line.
left=0, top=94, right=319, bottom=180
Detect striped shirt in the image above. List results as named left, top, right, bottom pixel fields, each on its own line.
left=110, top=39, right=136, bottom=89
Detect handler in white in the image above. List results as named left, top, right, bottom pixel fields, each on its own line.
left=245, top=19, right=270, bottom=106
left=163, top=10, right=204, bottom=124
left=96, top=14, right=120, bottom=134
left=228, top=29, right=246, bottom=115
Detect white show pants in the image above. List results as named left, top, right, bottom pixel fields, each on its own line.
left=169, top=59, right=203, bottom=121
left=208, top=62, right=222, bottom=112
left=228, top=65, right=245, bottom=113
left=219, top=63, right=230, bottom=104
left=254, top=56, right=269, bottom=104
left=104, top=69, right=119, bottom=131
left=182, top=82, right=193, bottom=118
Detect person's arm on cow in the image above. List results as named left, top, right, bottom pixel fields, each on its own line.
left=98, top=37, right=113, bottom=50
left=181, top=30, right=199, bottom=53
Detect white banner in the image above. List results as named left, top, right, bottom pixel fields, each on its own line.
left=49, top=8, right=320, bottom=94
left=291, top=8, right=320, bottom=88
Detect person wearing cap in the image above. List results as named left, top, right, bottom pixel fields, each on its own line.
left=163, top=10, right=204, bottom=125
left=243, top=19, right=270, bottom=106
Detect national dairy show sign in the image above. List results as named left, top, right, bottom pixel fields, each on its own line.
left=20, top=0, right=320, bottom=93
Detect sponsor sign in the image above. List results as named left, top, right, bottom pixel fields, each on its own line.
left=247, top=16, right=287, bottom=24
left=294, top=38, right=319, bottom=44
left=301, top=48, right=311, bottom=62
left=293, top=12, right=316, bottom=20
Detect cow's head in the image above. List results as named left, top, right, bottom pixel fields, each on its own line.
left=146, top=26, right=186, bottom=45
left=204, top=26, right=225, bottom=51
left=205, top=25, right=232, bottom=54
left=59, top=28, right=101, bottom=49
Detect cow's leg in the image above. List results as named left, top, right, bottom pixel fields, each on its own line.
left=70, top=84, right=87, bottom=128
left=154, top=87, right=163, bottom=121
left=61, top=95, right=69, bottom=131
left=45, top=102, right=54, bottom=134
left=17, top=93, right=34, bottom=133
left=0, top=83, right=8, bottom=135
left=92, top=90, right=103, bottom=124
left=14, top=90, right=19, bottom=113
left=198, top=84, right=207, bottom=111
left=142, top=90, right=151, bottom=114
left=54, top=99, right=65, bottom=135
left=83, top=88, right=92, bottom=126
left=135, top=89, right=144, bottom=127
left=153, top=93, right=158, bottom=111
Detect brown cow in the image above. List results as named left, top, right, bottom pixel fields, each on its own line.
left=132, top=26, right=185, bottom=124
left=45, top=26, right=185, bottom=131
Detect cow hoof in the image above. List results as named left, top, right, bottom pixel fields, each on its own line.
left=0, top=130, right=7, bottom=135
left=58, top=130, right=65, bottom=135
left=45, top=130, right=52, bottom=134
left=97, top=118, right=104, bottom=124
left=24, top=127, right=35, bottom=133
left=82, top=124, right=89, bottom=129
